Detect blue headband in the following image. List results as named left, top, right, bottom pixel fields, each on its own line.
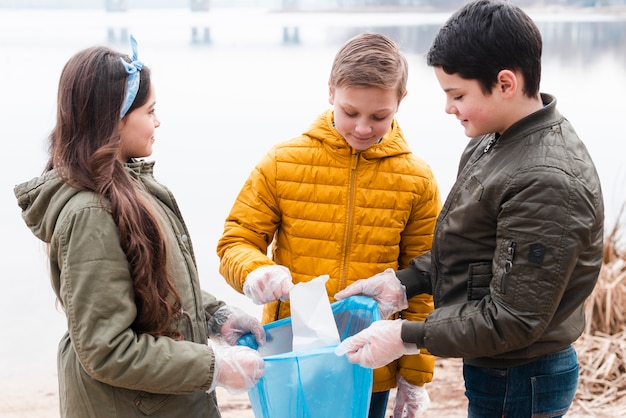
left=120, top=35, right=143, bottom=118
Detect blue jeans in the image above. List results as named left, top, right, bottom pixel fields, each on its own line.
left=368, top=390, right=390, bottom=418
left=463, top=345, right=578, bottom=418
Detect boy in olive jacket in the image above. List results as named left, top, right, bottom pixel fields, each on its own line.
left=336, top=2, right=604, bottom=417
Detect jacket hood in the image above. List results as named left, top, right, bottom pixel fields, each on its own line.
left=304, top=109, right=413, bottom=159
left=14, top=160, right=154, bottom=244
left=15, top=170, right=81, bottom=244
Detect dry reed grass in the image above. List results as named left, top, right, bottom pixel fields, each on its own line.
left=571, top=206, right=626, bottom=416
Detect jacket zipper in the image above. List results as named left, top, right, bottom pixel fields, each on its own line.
left=434, top=136, right=498, bottom=299
left=483, top=134, right=499, bottom=153
left=340, top=152, right=359, bottom=290
left=501, top=241, right=517, bottom=294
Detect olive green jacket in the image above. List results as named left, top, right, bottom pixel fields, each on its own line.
left=15, top=160, right=224, bottom=417
left=399, top=94, right=604, bottom=368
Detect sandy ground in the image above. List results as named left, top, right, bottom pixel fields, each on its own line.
left=0, top=360, right=466, bottom=418
left=0, top=358, right=594, bottom=417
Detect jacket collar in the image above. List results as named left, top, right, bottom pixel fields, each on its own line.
left=305, top=109, right=413, bottom=159
left=14, top=160, right=156, bottom=244
left=499, top=93, right=559, bottom=143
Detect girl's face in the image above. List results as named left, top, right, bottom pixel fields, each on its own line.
left=329, top=85, right=401, bottom=151
left=118, top=84, right=159, bottom=163
left=434, top=66, right=506, bottom=137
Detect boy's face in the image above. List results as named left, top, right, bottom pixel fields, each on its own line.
left=329, top=85, right=401, bottom=151
left=434, top=66, right=507, bottom=137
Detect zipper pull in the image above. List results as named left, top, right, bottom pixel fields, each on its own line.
left=483, top=137, right=497, bottom=153
left=501, top=241, right=517, bottom=294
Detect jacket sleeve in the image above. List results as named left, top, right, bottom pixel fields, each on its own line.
left=53, top=205, right=215, bottom=394
left=217, top=149, right=281, bottom=293
left=202, top=290, right=226, bottom=330
left=396, top=162, right=441, bottom=385
left=397, top=294, right=436, bottom=386
left=397, top=252, right=433, bottom=297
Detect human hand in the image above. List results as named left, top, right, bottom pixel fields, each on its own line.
left=209, top=343, right=264, bottom=394
left=334, top=268, right=408, bottom=318
left=244, top=265, right=294, bottom=304
left=393, top=376, right=430, bottom=418
left=207, top=305, right=266, bottom=346
left=334, top=319, right=419, bottom=369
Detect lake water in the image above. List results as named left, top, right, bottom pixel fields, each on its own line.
left=1, top=7, right=625, bottom=378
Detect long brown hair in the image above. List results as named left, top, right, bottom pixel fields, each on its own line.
left=47, top=45, right=183, bottom=340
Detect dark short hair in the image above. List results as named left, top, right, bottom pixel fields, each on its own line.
left=427, top=0, right=542, bottom=98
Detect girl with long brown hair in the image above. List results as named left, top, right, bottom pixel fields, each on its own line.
left=15, top=36, right=264, bottom=417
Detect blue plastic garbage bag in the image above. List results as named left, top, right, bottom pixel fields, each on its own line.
left=237, top=296, right=380, bottom=418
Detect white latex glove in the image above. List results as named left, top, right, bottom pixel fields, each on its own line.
left=208, top=342, right=264, bottom=395
left=207, top=305, right=266, bottom=346
left=334, top=268, right=408, bottom=319
left=393, top=376, right=430, bottom=418
left=334, top=319, right=418, bottom=369
left=243, top=265, right=295, bottom=304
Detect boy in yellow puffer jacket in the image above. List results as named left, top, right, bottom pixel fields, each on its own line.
left=217, top=32, right=441, bottom=417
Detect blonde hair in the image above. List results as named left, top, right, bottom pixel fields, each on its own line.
left=329, top=33, right=408, bottom=101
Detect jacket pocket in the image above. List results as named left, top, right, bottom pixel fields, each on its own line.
left=180, top=309, right=195, bottom=341
left=465, top=176, right=484, bottom=201
left=134, top=392, right=173, bottom=416
left=467, top=262, right=492, bottom=301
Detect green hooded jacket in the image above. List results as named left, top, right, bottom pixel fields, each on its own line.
left=15, top=160, right=224, bottom=417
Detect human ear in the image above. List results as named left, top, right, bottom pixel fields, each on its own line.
left=496, top=69, right=518, bottom=98
left=328, top=82, right=334, bottom=105
left=399, top=90, right=408, bottom=103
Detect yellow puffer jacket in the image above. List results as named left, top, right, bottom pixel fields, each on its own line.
left=217, top=109, right=441, bottom=392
